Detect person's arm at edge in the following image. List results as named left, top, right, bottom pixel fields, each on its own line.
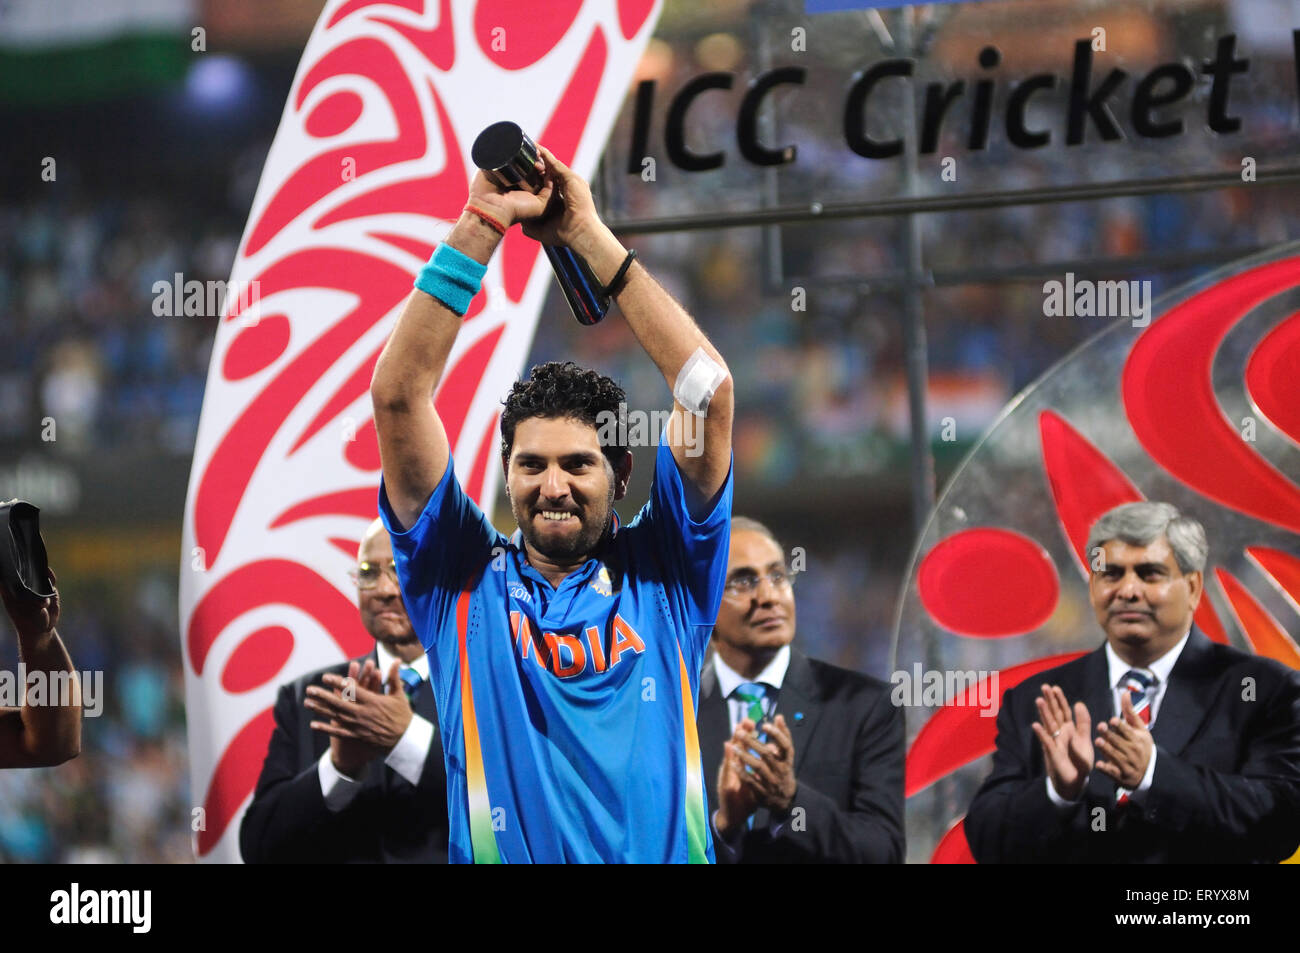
left=0, top=574, right=80, bottom=768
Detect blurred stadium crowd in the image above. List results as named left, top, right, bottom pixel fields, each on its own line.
left=3, top=0, right=1300, bottom=861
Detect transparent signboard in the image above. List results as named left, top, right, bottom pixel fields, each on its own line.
left=892, top=239, right=1300, bottom=862
left=600, top=0, right=1300, bottom=225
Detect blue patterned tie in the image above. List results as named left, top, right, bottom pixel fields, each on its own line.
left=733, top=681, right=770, bottom=743
left=732, top=682, right=772, bottom=829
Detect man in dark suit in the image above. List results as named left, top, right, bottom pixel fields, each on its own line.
left=240, top=519, right=448, bottom=863
left=699, top=517, right=904, bottom=863
left=966, top=501, right=1300, bottom=863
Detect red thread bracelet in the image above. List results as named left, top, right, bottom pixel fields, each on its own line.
left=464, top=204, right=507, bottom=236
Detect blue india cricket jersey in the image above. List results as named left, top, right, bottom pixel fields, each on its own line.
left=378, top=439, right=733, bottom=863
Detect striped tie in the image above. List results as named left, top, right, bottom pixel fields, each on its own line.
left=1121, top=669, right=1156, bottom=725
left=1116, top=669, right=1156, bottom=805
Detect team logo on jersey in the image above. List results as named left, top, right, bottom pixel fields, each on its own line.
left=589, top=566, right=612, bottom=597
left=509, top=611, right=645, bottom=679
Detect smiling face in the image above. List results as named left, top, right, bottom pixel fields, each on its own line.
left=505, top=415, right=629, bottom=564
left=1089, top=535, right=1202, bottom=666
left=356, top=524, right=419, bottom=658
left=713, top=529, right=796, bottom=670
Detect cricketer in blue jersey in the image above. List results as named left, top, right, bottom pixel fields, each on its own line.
left=367, top=144, right=735, bottom=862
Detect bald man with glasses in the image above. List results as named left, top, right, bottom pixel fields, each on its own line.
left=241, top=519, right=449, bottom=863
left=698, top=517, right=904, bottom=863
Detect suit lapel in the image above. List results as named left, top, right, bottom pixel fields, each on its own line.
left=1150, top=628, right=1215, bottom=755
left=1080, top=646, right=1119, bottom=803
left=355, top=649, right=390, bottom=793
left=700, top=649, right=817, bottom=831
left=697, top=660, right=729, bottom=809
left=775, top=648, right=821, bottom=778
left=414, top=678, right=438, bottom=723
left=749, top=649, right=819, bottom=831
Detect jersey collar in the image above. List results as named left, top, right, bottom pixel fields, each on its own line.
left=510, top=515, right=619, bottom=591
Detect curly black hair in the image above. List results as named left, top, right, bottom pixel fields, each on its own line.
left=500, top=361, right=629, bottom=466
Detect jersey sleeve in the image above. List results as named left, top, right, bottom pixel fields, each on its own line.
left=643, top=436, right=734, bottom=645
left=378, top=456, right=499, bottom=647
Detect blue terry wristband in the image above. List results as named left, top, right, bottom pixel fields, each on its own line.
left=414, top=243, right=487, bottom=316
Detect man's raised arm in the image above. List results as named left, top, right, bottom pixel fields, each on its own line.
left=371, top=171, right=550, bottom=531
left=526, top=147, right=734, bottom=517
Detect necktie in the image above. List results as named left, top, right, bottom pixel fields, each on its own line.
left=1121, top=669, right=1156, bottom=725
left=732, top=682, right=771, bottom=830
left=1116, top=668, right=1156, bottom=805
left=733, top=682, right=769, bottom=735
left=399, top=667, right=423, bottom=702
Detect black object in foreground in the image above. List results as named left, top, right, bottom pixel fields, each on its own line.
left=471, top=121, right=610, bottom=326
left=0, top=500, right=55, bottom=602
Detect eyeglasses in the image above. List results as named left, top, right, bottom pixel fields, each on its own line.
left=723, top=568, right=795, bottom=598
left=350, top=559, right=399, bottom=589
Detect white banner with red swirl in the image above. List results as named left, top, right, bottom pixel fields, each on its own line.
left=180, top=0, right=661, bottom=862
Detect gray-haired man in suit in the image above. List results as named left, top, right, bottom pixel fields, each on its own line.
left=967, top=501, right=1300, bottom=863
left=700, top=516, right=904, bottom=863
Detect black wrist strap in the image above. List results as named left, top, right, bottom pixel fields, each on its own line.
left=602, top=249, right=636, bottom=299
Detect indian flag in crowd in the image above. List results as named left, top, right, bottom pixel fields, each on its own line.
left=0, top=0, right=196, bottom=105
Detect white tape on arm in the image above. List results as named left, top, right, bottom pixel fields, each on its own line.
left=673, top=347, right=728, bottom=415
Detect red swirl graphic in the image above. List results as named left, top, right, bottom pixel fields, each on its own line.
left=931, top=818, right=976, bottom=864
left=373, top=0, right=456, bottom=71
left=905, top=652, right=1086, bottom=798
left=617, top=0, right=656, bottom=39
left=245, top=37, right=429, bottom=257
left=188, top=559, right=371, bottom=675
left=198, top=709, right=276, bottom=856
left=328, top=0, right=423, bottom=30
left=1246, top=311, right=1300, bottom=447
left=1039, top=410, right=1142, bottom=569
left=270, top=489, right=379, bottom=529
left=918, top=528, right=1059, bottom=637
left=222, top=315, right=292, bottom=381
left=474, top=0, right=583, bottom=70
left=1123, top=257, right=1300, bottom=533
left=314, top=81, right=468, bottom=230
left=196, top=250, right=410, bottom=566
left=1249, top=546, right=1300, bottom=609
left=305, top=90, right=365, bottom=138
left=222, top=626, right=295, bottom=694
left=1217, top=569, right=1300, bottom=669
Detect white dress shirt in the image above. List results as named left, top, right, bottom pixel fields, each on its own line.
left=713, top=644, right=791, bottom=732
left=710, top=645, right=793, bottom=853
left=1046, top=629, right=1190, bottom=807
left=318, top=643, right=435, bottom=811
